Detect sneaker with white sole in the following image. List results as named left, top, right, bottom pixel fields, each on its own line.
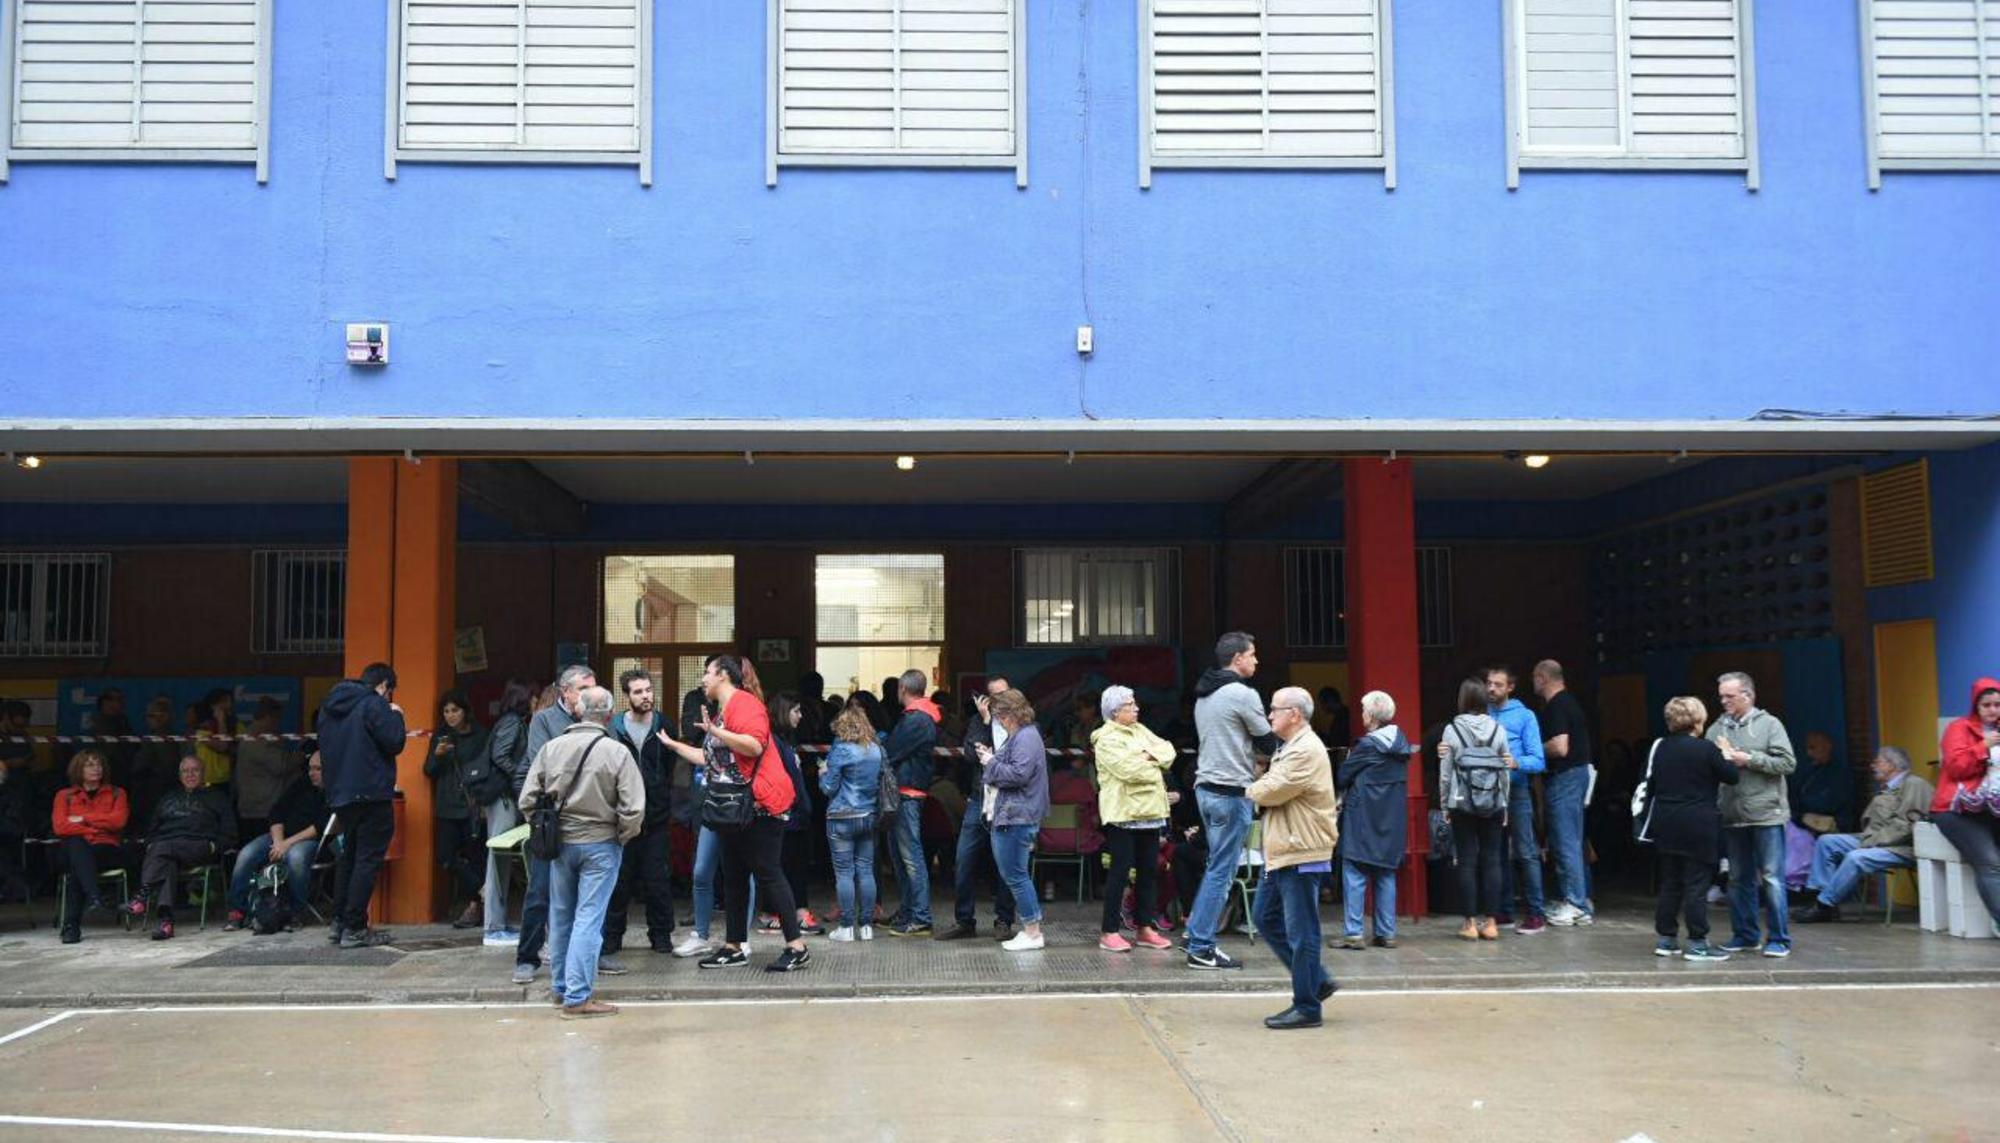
left=828, top=926, right=856, bottom=942
left=671, top=935, right=716, bottom=959
left=859, top=925, right=874, bottom=941
left=1001, top=930, right=1046, bottom=952
left=1544, top=902, right=1581, bottom=926
left=510, top=962, right=537, bottom=985
left=483, top=930, right=520, bottom=948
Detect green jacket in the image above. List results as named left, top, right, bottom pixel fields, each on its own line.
left=1090, top=720, right=1174, bottom=826
left=1857, top=775, right=1934, bottom=856
left=1707, top=708, right=1796, bottom=828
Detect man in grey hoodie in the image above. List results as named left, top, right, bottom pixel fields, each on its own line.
left=1184, top=631, right=1278, bottom=970
left=1707, top=671, right=1797, bottom=957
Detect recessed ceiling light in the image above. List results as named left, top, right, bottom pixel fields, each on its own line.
left=895, top=455, right=916, bottom=471
left=1523, top=454, right=1551, bottom=469
left=17, top=455, right=41, bottom=470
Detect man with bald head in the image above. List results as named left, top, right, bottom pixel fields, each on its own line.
left=1248, top=686, right=1340, bottom=1030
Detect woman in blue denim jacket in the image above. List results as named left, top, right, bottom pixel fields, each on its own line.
left=820, top=704, right=884, bottom=942
left=978, top=689, right=1051, bottom=952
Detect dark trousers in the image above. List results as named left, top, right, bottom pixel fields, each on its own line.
left=953, top=801, right=1015, bottom=927
left=331, top=799, right=395, bottom=933
left=140, top=837, right=215, bottom=913
left=517, top=856, right=550, bottom=967
left=1171, top=837, right=1208, bottom=916
left=1932, top=811, right=2000, bottom=925
left=1256, top=866, right=1331, bottom=1020
left=1101, top=824, right=1162, bottom=934
left=605, top=825, right=675, bottom=951
left=59, top=837, right=127, bottom=919
left=722, top=817, right=798, bottom=945
left=434, top=815, right=486, bottom=901
left=1654, top=853, right=1716, bottom=941
left=1450, top=811, right=1505, bottom=918
left=781, top=826, right=812, bottom=911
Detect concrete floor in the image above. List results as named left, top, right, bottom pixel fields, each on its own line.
left=0, top=986, right=1993, bottom=1142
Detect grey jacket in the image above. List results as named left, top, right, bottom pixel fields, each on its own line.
left=1194, top=670, right=1273, bottom=789
left=518, top=723, right=644, bottom=846
left=1708, top=708, right=1796, bottom=828
left=1856, top=775, right=1934, bottom=857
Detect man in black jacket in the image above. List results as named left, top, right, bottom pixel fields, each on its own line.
left=318, top=662, right=405, bottom=949
left=606, top=667, right=677, bottom=955
left=136, top=755, right=236, bottom=940
left=884, top=670, right=941, bottom=936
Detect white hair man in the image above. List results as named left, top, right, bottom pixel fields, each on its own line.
left=1799, top=746, right=1932, bottom=924
left=1707, top=671, right=1798, bottom=956
left=1247, top=686, right=1339, bottom=1030
left=515, top=663, right=604, bottom=985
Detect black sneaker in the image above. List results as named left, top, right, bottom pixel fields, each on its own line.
left=765, top=946, right=812, bottom=973
left=1370, top=935, right=1397, bottom=949
left=1186, top=947, right=1243, bottom=970
left=889, top=921, right=932, bottom=937
left=933, top=922, right=978, bottom=941
left=1798, top=904, right=1841, bottom=924
left=327, top=925, right=346, bottom=945
left=60, top=927, right=81, bottom=945
left=991, top=922, right=1016, bottom=942
left=340, top=928, right=393, bottom=949
left=698, top=947, right=749, bottom=970
left=1316, top=979, right=1339, bottom=1003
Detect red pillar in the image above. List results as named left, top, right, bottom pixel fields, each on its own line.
left=1343, top=458, right=1427, bottom=919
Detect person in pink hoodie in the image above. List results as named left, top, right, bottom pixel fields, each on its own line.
left=1930, top=676, right=2000, bottom=933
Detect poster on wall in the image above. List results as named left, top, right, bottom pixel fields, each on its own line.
left=57, top=677, right=305, bottom=738
left=454, top=626, right=489, bottom=673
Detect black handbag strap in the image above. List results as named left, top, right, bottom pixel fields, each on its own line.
left=540, top=734, right=604, bottom=813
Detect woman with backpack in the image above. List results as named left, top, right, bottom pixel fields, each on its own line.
left=1438, top=678, right=1517, bottom=940
left=479, top=680, right=535, bottom=945
left=424, top=689, right=489, bottom=929
left=1642, top=697, right=1741, bottom=960
left=820, top=703, right=884, bottom=941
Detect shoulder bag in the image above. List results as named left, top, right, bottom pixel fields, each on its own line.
left=1630, top=739, right=1662, bottom=844
left=527, top=736, right=602, bottom=861
left=700, top=735, right=765, bottom=833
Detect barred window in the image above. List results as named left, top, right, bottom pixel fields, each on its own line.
left=1285, top=545, right=1453, bottom=649
left=1018, top=547, right=1176, bottom=646
left=253, top=550, right=345, bottom=655
left=0, top=553, right=110, bottom=656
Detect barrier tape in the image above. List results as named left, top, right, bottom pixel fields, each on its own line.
left=0, top=733, right=1186, bottom=757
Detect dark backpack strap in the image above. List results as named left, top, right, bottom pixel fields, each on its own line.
left=543, top=735, right=603, bottom=812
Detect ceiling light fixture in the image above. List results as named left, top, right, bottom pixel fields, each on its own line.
left=1523, top=454, right=1551, bottom=469
left=17, top=454, right=42, bottom=470
left=895, top=455, right=916, bottom=471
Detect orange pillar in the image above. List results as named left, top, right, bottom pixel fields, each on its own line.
left=343, top=456, right=455, bottom=924
left=1343, top=458, right=1427, bottom=919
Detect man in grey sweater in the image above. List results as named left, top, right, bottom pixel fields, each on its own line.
left=1707, top=671, right=1798, bottom=957
left=1184, top=631, right=1278, bottom=971
left=519, top=686, right=643, bottom=1019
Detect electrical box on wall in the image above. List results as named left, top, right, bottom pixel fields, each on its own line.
left=346, top=323, right=389, bottom=365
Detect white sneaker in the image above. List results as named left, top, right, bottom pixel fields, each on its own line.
left=671, top=935, right=715, bottom=959
left=1545, top=902, right=1581, bottom=927
left=828, top=926, right=856, bottom=942
left=483, top=930, right=520, bottom=948
left=1001, top=930, right=1046, bottom=952
left=859, top=925, right=874, bottom=941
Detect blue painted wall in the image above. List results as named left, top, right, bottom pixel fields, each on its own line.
left=2, top=2, right=1997, bottom=421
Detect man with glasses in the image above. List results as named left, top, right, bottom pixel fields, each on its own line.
left=1248, top=687, right=1340, bottom=1029
left=1185, top=631, right=1277, bottom=971
left=1707, top=671, right=1798, bottom=957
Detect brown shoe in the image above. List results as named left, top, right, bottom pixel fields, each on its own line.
left=559, top=999, right=620, bottom=1019
left=1457, top=920, right=1479, bottom=941
left=1478, top=918, right=1500, bottom=941
left=452, top=901, right=483, bottom=929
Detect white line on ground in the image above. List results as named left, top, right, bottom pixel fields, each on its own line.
left=36, top=979, right=2000, bottom=1016
left=0, top=1114, right=602, bottom=1143
left=0, top=1009, right=75, bottom=1047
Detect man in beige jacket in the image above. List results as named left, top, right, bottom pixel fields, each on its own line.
left=1248, top=686, right=1341, bottom=1030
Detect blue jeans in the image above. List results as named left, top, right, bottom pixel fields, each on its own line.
left=1257, top=866, right=1331, bottom=1020
left=889, top=797, right=932, bottom=926
left=1724, top=824, right=1790, bottom=947
left=227, top=834, right=318, bottom=911
left=1186, top=789, right=1253, bottom=955
left=1809, top=833, right=1912, bottom=907
left=954, top=799, right=1015, bottom=927
left=988, top=822, right=1042, bottom=925
left=1544, top=766, right=1592, bottom=914
left=692, top=824, right=754, bottom=940
left=1501, top=778, right=1545, bottom=919
left=827, top=814, right=878, bottom=928
left=1340, top=858, right=1395, bottom=940
left=549, top=840, right=622, bottom=1006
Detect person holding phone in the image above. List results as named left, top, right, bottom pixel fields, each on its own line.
left=977, top=689, right=1049, bottom=952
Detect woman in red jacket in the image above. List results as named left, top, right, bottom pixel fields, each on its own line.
left=52, top=748, right=131, bottom=944
left=1931, top=677, right=2000, bottom=934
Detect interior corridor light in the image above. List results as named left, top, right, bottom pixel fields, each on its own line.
left=895, top=455, right=916, bottom=471
left=1523, top=454, right=1551, bottom=469
left=16, top=455, right=41, bottom=470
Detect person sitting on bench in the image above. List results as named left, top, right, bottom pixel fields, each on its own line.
left=132, top=756, right=235, bottom=940
left=1798, top=746, right=1932, bottom=923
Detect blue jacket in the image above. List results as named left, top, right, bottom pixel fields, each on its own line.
left=983, top=723, right=1050, bottom=827
left=775, top=737, right=812, bottom=831
left=1489, top=698, right=1545, bottom=779
left=885, top=703, right=940, bottom=789
left=1336, top=726, right=1411, bottom=869
left=317, top=680, right=406, bottom=809
left=819, top=739, right=883, bottom=818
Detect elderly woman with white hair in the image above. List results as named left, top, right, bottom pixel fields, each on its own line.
left=1332, top=690, right=1413, bottom=950
left=1089, top=685, right=1178, bottom=952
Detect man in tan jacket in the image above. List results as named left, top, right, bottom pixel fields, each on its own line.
left=1248, top=686, right=1340, bottom=1031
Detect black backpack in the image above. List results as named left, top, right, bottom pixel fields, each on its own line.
left=462, top=719, right=524, bottom=808
left=248, top=863, right=294, bottom=935
left=1446, top=721, right=1510, bottom=818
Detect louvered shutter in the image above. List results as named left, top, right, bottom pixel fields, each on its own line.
left=399, top=0, right=641, bottom=152
left=11, top=0, right=260, bottom=150
left=777, top=0, right=1018, bottom=156
left=1860, top=461, right=1935, bottom=587
left=1867, top=0, right=1998, bottom=159
left=1148, top=0, right=1384, bottom=159
left=1516, top=0, right=1746, bottom=159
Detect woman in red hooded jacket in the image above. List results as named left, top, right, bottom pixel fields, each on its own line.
left=1930, top=677, right=2000, bottom=932
left=52, top=748, right=131, bottom=944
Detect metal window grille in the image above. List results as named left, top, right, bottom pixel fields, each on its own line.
left=1017, top=548, right=1173, bottom=646
left=1284, top=546, right=1453, bottom=650
left=0, top=552, right=110, bottom=656
left=253, top=550, right=345, bottom=655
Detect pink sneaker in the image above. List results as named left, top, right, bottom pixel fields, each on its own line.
left=1133, top=930, right=1173, bottom=950
left=1098, top=933, right=1133, bottom=952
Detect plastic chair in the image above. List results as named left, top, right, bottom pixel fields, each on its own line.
left=1233, top=821, right=1265, bottom=939
left=486, top=823, right=532, bottom=883
left=56, top=868, right=133, bottom=932
left=182, top=864, right=225, bottom=929
left=1032, top=803, right=1091, bottom=904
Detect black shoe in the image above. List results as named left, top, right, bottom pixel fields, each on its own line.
left=889, top=921, right=932, bottom=937
left=59, top=927, right=81, bottom=945
left=934, top=923, right=978, bottom=941
left=327, top=925, right=346, bottom=945
left=991, top=922, right=1016, bottom=942
left=1186, top=947, right=1244, bottom=971
left=1798, top=904, right=1842, bottom=924
left=765, top=946, right=811, bottom=973
left=698, top=947, right=749, bottom=970
left=340, top=928, right=393, bottom=949
left=1264, top=1008, right=1322, bottom=1031
left=1316, top=979, right=1339, bottom=1003
left=1371, top=935, right=1397, bottom=949
left=650, top=940, right=676, bottom=955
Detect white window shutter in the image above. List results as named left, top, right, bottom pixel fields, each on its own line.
left=1867, top=0, right=1994, bottom=159
left=11, top=0, right=260, bottom=150
left=1625, top=0, right=1743, bottom=157
left=399, top=0, right=641, bottom=152
left=1518, top=0, right=1621, bottom=152
left=1148, top=0, right=1385, bottom=160
left=776, top=0, right=1019, bottom=157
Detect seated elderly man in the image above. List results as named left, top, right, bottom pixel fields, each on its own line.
left=1797, top=746, right=1932, bottom=924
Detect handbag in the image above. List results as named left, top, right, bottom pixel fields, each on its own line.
left=527, top=737, right=601, bottom=861
left=1630, top=739, right=1662, bottom=844
left=700, top=735, right=765, bottom=833
left=1427, top=808, right=1455, bottom=862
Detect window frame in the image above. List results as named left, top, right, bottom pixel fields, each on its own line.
left=1858, top=0, right=2000, bottom=190
left=383, top=0, right=654, bottom=185
left=1502, top=0, right=1761, bottom=190
left=598, top=551, right=738, bottom=690
left=0, top=0, right=274, bottom=185
left=1283, top=544, right=1455, bottom=651
left=764, top=0, right=1029, bottom=187
left=1014, top=546, right=1178, bottom=648
left=1136, top=0, right=1398, bottom=189
left=0, top=551, right=111, bottom=658
left=812, top=550, right=948, bottom=689
left=251, top=548, right=346, bottom=656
